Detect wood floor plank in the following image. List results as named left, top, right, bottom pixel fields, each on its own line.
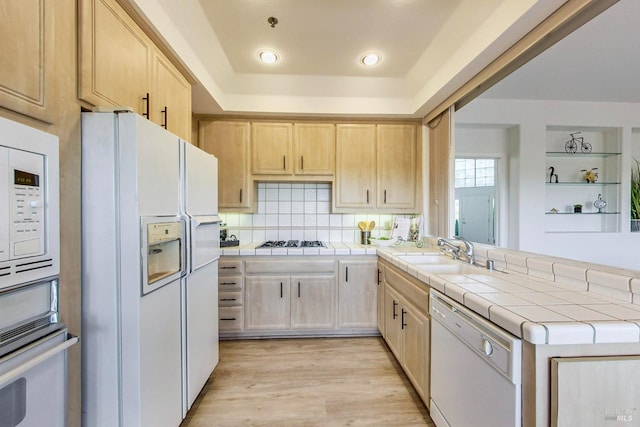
left=181, top=337, right=434, bottom=427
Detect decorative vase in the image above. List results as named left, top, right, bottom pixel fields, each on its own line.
left=632, top=219, right=640, bottom=232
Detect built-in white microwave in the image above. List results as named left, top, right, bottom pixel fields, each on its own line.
left=0, top=117, right=59, bottom=291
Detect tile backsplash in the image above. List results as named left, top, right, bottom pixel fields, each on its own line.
left=220, top=182, right=420, bottom=244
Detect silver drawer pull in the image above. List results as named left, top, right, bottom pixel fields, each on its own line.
left=220, top=317, right=237, bottom=321
left=221, top=266, right=237, bottom=269
left=220, top=298, right=237, bottom=301
left=220, top=282, right=237, bottom=285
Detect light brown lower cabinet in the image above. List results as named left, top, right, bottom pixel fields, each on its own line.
left=219, top=256, right=378, bottom=337
left=244, top=275, right=336, bottom=331
left=380, top=260, right=430, bottom=408
left=338, top=259, right=378, bottom=329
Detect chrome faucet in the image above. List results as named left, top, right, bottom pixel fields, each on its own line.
left=453, top=235, right=475, bottom=265
left=436, top=236, right=475, bottom=264
left=436, top=237, right=460, bottom=260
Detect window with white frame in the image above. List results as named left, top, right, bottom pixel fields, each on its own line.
left=455, top=158, right=495, bottom=188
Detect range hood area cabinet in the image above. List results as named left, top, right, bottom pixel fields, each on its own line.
left=199, top=121, right=254, bottom=212
left=251, top=122, right=336, bottom=177
left=196, top=119, right=421, bottom=213
left=334, top=123, right=420, bottom=213
left=78, top=0, right=192, bottom=140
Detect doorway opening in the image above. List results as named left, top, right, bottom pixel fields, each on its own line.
left=454, top=158, right=496, bottom=244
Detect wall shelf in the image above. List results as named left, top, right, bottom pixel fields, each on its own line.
left=545, top=212, right=620, bottom=215
left=546, top=152, right=621, bottom=158
left=546, top=182, right=620, bottom=186
left=545, top=127, right=621, bottom=233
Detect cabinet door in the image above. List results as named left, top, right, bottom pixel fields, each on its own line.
left=293, top=123, right=335, bottom=175
left=245, top=276, right=290, bottom=330
left=376, top=262, right=385, bottom=336
left=290, top=275, right=336, bottom=329
left=152, top=51, right=191, bottom=141
left=377, top=124, right=418, bottom=210
left=199, top=121, right=252, bottom=210
left=384, top=285, right=402, bottom=360
left=78, top=0, right=152, bottom=116
left=402, top=303, right=429, bottom=401
left=0, top=0, right=54, bottom=122
left=334, top=124, right=376, bottom=209
left=252, top=122, right=293, bottom=175
left=338, top=260, right=377, bottom=329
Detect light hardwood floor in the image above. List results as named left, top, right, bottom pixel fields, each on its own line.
left=181, top=337, right=435, bottom=427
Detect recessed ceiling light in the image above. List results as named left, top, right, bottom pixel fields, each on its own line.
left=258, top=50, right=279, bottom=64
left=361, top=53, right=381, bottom=66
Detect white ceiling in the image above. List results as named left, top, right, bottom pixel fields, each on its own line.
left=481, top=0, right=640, bottom=103
left=126, top=0, right=566, bottom=117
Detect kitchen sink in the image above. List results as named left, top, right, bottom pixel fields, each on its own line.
left=395, top=254, right=446, bottom=264
left=415, top=263, right=478, bottom=275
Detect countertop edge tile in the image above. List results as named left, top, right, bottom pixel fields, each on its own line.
left=543, top=322, right=594, bottom=345
left=487, top=305, right=526, bottom=338
left=522, top=322, right=548, bottom=344
left=590, top=321, right=640, bottom=344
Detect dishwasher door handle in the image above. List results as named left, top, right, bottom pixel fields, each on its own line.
left=0, top=334, right=79, bottom=389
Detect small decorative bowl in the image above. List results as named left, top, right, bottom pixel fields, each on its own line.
left=368, top=237, right=398, bottom=247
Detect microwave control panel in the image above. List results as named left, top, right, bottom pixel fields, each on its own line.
left=1, top=147, right=45, bottom=261
left=0, top=116, right=59, bottom=291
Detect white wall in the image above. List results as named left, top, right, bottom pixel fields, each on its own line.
left=456, top=98, right=640, bottom=270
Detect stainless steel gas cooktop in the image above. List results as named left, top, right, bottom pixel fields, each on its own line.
left=256, top=240, right=326, bottom=249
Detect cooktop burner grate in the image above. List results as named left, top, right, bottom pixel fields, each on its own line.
left=256, top=240, right=326, bottom=249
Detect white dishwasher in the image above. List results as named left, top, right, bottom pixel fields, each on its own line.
left=429, top=290, right=522, bottom=427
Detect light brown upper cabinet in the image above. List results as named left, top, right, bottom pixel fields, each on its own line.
left=335, top=123, right=420, bottom=213
left=0, top=0, right=55, bottom=122
left=199, top=121, right=253, bottom=212
left=293, top=123, right=335, bottom=175
left=151, top=51, right=191, bottom=141
left=377, top=124, right=418, bottom=210
left=335, top=124, right=377, bottom=210
left=251, top=122, right=294, bottom=175
left=78, top=0, right=191, bottom=140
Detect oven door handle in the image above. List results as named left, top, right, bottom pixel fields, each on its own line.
left=0, top=334, right=78, bottom=389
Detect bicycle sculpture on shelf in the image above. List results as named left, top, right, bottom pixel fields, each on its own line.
left=564, top=131, right=592, bottom=153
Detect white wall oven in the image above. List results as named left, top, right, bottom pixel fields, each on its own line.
left=0, top=117, right=76, bottom=427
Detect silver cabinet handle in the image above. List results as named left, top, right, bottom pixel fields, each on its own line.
left=0, top=334, right=79, bottom=388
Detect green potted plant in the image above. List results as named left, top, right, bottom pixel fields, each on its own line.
left=632, top=159, right=640, bottom=232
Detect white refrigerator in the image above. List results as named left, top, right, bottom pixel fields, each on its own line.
left=181, top=141, right=221, bottom=414
left=81, top=111, right=219, bottom=427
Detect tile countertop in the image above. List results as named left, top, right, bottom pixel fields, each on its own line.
left=221, top=241, right=640, bottom=346
left=375, top=245, right=640, bottom=346
left=220, top=241, right=381, bottom=256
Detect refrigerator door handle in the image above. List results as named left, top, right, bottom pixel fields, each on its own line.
left=192, top=215, right=222, bottom=227
left=181, top=215, right=189, bottom=277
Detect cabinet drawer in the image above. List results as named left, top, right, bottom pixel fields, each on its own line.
left=245, top=259, right=335, bottom=274
left=219, top=291, right=242, bottom=307
left=385, top=267, right=429, bottom=316
left=218, top=275, right=243, bottom=291
left=219, top=259, right=243, bottom=274
left=219, top=307, right=244, bottom=331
